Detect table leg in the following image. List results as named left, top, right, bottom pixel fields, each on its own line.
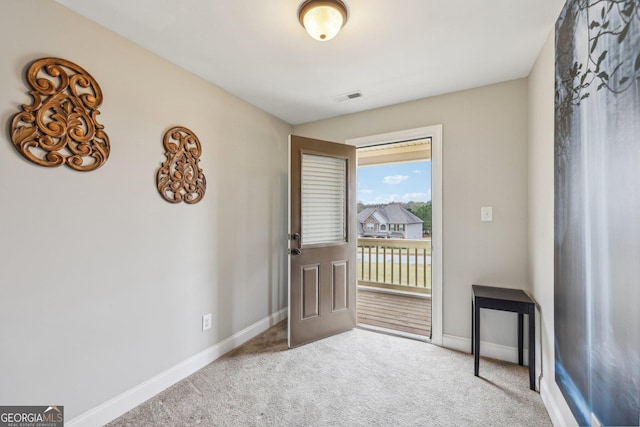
left=528, top=307, right=536, bottom=390
left=518, top=313, right=524, bottom=365
left=474, top=303, right=480, bottom=377
left=471, top=298, right=474, bottom=354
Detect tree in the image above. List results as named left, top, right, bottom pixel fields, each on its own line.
left=411, top=201, right=432, bottom=234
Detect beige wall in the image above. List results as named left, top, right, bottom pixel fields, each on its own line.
left=0, top=1, right=577, bottom=424
left=528, top=30, right=578, bottom=426
left=294, top=79, right=530, bottom=345
left=0, top=0, right=290, bottom=420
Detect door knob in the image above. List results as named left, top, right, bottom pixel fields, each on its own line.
left=291, top=248, right=301, bottom=255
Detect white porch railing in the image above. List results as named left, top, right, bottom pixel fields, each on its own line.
left=357, top=237, right=432, bottom=295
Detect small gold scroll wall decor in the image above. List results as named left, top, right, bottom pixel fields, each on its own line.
left=10, top=57, right=110, bottom=171
left=156, top=127, right=206, bottom=204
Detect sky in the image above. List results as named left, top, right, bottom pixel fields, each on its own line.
left=357, top=160, right=431, bottom=205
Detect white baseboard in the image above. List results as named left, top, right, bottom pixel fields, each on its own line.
left=540, top=377, right=565, bottom=427
left=540, top=376, right=579, bottom=427
left=67, top=308, right=288, bottom=427
left=442, top=333, right=530, bottom=365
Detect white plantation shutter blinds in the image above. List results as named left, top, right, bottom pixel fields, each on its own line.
left=301, top=154, right=347, bottom=245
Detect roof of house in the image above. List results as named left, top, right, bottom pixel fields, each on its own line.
left=357, top=204, right=423, bottom=225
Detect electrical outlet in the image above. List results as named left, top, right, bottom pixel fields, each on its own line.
left=202, top=313, right=212, bottom=331
left=481, top=206, right=493, bottom=222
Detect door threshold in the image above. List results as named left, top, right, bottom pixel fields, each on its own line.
left=357, top=285, right=431, bottom=299
left=356, top=323, right=431, bottom=343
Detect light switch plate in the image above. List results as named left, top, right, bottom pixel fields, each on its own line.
left=202, top=313, right=212, bottom=331
left=481, top=206, right=493, bottom=222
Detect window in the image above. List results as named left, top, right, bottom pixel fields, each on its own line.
left=398, top=224, right=405, bottom=231
left=301, top=154, right=346, bottom=245
left=366, top=223, right=375, bottom=231
left=380, top=225, right=386, bottom=230
left=390, top=224, right=396, bottom=231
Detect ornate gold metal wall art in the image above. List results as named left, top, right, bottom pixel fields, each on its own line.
left=10, top=57, right=110, bottom=171
left=156, top=127, right=206, bottom=204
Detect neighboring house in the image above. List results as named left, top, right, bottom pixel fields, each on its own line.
left=358, top=204, right=423, bottom=239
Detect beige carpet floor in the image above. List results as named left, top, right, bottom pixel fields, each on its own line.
left=108, top=321, right=551, bottom=426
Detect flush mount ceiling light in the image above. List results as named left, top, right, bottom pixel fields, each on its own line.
left=298, top=0, right=349, bottom=41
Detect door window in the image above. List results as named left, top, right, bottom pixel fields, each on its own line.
left=301, top=153, right=347, bottom=246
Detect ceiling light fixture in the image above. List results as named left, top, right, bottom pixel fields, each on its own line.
left=298, top=0, right=349, bottom=42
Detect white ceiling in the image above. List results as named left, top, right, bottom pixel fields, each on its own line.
left=55, top=0, right=565, bottom=126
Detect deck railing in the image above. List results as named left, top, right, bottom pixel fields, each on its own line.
left=357, top=237, right=432, bottom=295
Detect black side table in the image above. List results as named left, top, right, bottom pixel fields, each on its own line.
left=471, top=284, right=536, bottom=390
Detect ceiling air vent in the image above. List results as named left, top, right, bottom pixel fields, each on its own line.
left=333, top=91, right=362, bottom=102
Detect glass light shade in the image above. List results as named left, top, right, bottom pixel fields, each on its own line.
left=299, top=1, right=348, bottom=41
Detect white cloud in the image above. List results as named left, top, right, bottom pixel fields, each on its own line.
left=401, top=191, right=431, bottom=201
left=360, top=191, right=431, bottom=205
left=382, top=175, right=409, bottom=184
left=413, top=170, right=422, bottom=174
left=370, top=194, right=401, bottom=204
left=360, top=189, right=374, bottom=194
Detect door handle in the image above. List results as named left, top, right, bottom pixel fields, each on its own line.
left=290, top=248, right=301, bottom=255
left=292, top=233, right=300, bottom=241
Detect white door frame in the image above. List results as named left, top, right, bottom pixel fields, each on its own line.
left=346, top=125, right=443, bottom=346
